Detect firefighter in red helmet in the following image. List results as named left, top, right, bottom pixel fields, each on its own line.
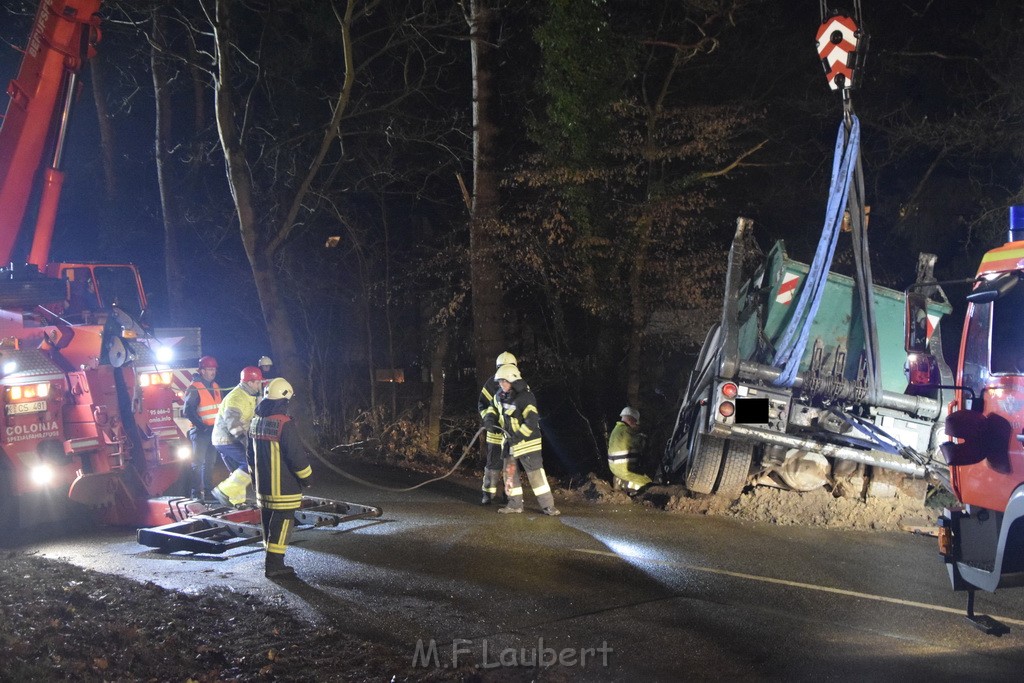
left=183, top=355, right=222, bottom=500
left=210, top=366, right=263, bottom=507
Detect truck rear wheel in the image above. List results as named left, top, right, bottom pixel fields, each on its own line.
left=686, top=433, right=725, bottom=494
left=716, top=440, right=754, bottom=499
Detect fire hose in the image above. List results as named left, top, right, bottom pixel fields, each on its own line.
left=299, top=426, right=503, bottom=493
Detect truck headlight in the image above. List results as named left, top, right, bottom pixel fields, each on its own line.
left=29, top=463, right=55, bottom=486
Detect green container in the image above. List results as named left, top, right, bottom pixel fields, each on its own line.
left=736, top=241, right=950, bottom=394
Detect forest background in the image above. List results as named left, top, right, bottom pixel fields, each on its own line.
left=1, top=0, right=1020, bottom=478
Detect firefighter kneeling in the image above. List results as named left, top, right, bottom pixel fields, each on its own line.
left=248, top=377, right=313, bottom=579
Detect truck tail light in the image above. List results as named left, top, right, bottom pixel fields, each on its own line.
left=721, top=382, right=738, bottom=398
left=937, top=524, right=953, bottom=558
left=719, top=401, right=735, bottom=418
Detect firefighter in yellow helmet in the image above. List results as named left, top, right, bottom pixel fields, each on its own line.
left=492, top=363, right=560, bottom=516
left=248, top=377, right=313, bottom=579
left=210, top=366, right=264, bottom=507
left=477, top=351, right=517, bottom=504
left=608, top=406, right=652, bottom=494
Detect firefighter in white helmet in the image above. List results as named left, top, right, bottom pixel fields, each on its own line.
left=492, top=363, right=560, bottom=516
left=257, top=355, right=274, bottom=379
left=477, top=351, right=517, bottom=504
left=210, top=366, right=264, bottom=507
left=248, top=377, right=313, bottom=579
left=608, top=406, right=652, bottom=494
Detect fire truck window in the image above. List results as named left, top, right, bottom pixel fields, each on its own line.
left=990, top=283, right=1024, bottom=374
left=92, top=267, right=143, bottom=318
left=64, top=268, right=100, bottom=316
left=961, top=301, right=990, bottom=395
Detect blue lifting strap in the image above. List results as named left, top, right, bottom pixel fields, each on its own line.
left=772, top=115, right=861, bottom=387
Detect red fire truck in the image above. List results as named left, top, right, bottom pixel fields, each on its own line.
left=908, top=207, right=1024, bottom=633
left=0, top=0, right=198, bottom=530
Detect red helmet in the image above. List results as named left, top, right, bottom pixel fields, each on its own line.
left=240, top=366, right=263, bottom=383
left=198, top=355, right=218, bottom=370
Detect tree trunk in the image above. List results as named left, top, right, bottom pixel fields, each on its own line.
left=151, top=7, right=187, bottom=324
left=426, top=333, right=449, bottom=453
left=212, top=0, right=307, bottom=421
left=89, top=48, right=117, bottom=202
left=468, top=0, right=504, bottom=386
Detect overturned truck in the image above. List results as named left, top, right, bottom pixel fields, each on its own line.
left=664, top=218, right=952, bottom=500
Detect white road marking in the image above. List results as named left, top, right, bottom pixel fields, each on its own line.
left=572, top=547, right=1024, bottom=627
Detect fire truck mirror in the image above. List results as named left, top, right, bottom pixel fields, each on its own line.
left=966, top=272, right=1018, bottom=304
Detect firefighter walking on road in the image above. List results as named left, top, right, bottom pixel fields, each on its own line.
left=248, top=378, right=313, bottom=579
left=183, top=355, right=222, bottom=500
left=608, top=406, right=652, bottom=494
left=210, top=366, right=264, bottom=507
left=493, top=364, right=560, bottom=516
left=478, top=351, right=518, bottom=504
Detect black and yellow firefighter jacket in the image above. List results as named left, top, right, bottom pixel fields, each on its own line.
left=247, top=399, right=312, bottom=510
left=494, top=379, right=542, bottom=458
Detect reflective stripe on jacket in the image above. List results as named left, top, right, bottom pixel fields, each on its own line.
left=494, top=381, right=542, bottom=458
left=248, top=413, right=312, bottom=510
left=212, top=385, right=259, bottom=446
left=190, top=380, right=222, bottom=426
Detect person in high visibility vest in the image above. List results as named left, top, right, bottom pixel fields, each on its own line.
left=608, top=406, right=652, bottom=494
left=477, top=351, right=517, bottom=504
left=183, top=355, right=222, bottom=500
left=248, top=378, right=313, bottom=579
left=210, top=366, right=264, bottom=507
left=493, top=364, right=560, bottom=516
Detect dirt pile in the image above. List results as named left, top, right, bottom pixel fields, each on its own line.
left=564, top=476, right=938, bottom=532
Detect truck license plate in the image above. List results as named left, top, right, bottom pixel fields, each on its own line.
left=6, top=400, right=46, bottom=415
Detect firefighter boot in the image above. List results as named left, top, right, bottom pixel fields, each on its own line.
left=481, top=468, right=501, bottom=505
left=526, top=469, right=559, bottom=516
left=212, top=469, right=253, bottom=507
left=264, top=552, right=296, bottom=579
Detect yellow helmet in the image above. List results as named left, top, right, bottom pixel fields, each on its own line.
left=495, top=364, right=522, bottom=383
left=495, top=351, right=518, bottom=367
left=264, top=377, right=294, bottom=400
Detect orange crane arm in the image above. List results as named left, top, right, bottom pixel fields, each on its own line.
left=0, top=0, right=101, bottom=266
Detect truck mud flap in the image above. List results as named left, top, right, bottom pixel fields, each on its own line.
left=137, top=495, right=383, bottom=554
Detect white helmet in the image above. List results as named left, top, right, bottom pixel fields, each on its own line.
left=620, top=406, right=640, bottom=422
left=258, top=355, right=273, bottom=367
left=495, top=351, right=518, bottom=367
left=495, top=364, right=522, bottom=383
left=264, top=377, right=294, bottom=400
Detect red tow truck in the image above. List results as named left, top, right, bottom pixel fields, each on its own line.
left=909, top=207, right=1024, bottom=634
left=0, top=1, right=381, bottom=547
left=0, top=0, right=199, bottom=530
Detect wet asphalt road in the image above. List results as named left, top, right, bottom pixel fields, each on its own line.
left=18, top=460, right=1024, bottom=681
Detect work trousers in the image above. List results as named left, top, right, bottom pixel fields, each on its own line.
left=261, top=508, right=295, bottom=556
left=216, top=442, right=249, bottom=472
left=609, top=457, right=652, bottom=490
left=481, top=440, right=504, bottom=497
left=503, top=450, right=555, bottom=510
left=189, top=429, right=217, bottom=494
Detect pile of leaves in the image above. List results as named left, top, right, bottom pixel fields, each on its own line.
left=0, top=552, right=463, bottom=682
